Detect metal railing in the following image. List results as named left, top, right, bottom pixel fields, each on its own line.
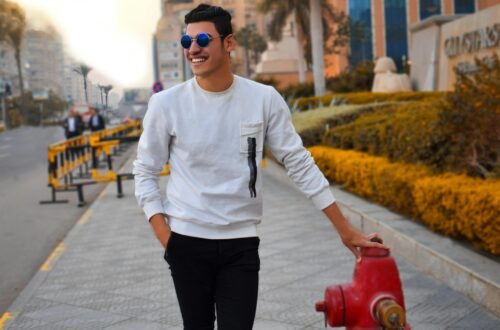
left=40, top=122, right=169, bottom=207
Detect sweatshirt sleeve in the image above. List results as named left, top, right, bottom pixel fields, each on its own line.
left=265, top=88, right=335, bottom=210
left=133, top=94, right=171, bottom=221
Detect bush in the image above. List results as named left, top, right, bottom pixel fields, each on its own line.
left=319, top=56, right=500, bottom=178
left=326, top=61, right=375, bottom=93
left=8, top=108, right=23, bottom=128
left=413, top=175, right=500, bottom=254
left=437, top=55, right=500, bottom=179
left=292, top=103, right=391, bottom=146
left=322, top=101, right=450, bottom=171
left=253, top=76, right=281, bottom=90
left=311, top=146, right=432, bottom=215
left=281, top=81, right=315, bottom=99
left=309, top=146, right=500, bottom=255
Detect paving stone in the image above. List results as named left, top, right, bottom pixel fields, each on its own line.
left=253, top=319, right=303, bottom=330
left=450, top=307, right=500, bottom=329
left=105, top=298, right=163, bottom=318
left=5, top=316, right=51, bottom=330
left=21, top=304, right=98, bottom=323
left=103, top=319, right=166, bottom=330
left=52, top=309, right=129, bottom=329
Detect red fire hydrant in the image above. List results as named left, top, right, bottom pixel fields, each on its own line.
left=315, top=238, right=411, bottom=329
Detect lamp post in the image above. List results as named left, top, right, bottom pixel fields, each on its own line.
left=102, top=85, right=113, bottom=119
left=0, top=80, right=6, bottom=127
left=98, top=84, right=105, bottom=111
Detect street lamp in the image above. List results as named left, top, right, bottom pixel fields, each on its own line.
left=97, top=84, right=105, bottom=111
left=102, top=85, right=113, bottom=115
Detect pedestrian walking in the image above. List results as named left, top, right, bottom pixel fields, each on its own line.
left=88, top=107, right=106, bottom=132
left=63, top=109, right=84, bottom=139
left=133, top=4, right=387, bottom=330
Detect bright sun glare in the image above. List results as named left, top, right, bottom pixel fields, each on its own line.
left=13, top=0, right=161, bottom=88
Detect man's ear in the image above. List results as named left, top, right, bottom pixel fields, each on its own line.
left=224, top=34, right=235, bottom=53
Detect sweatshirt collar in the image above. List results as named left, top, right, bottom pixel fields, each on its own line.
left=193, top=75, right=237, bottom=95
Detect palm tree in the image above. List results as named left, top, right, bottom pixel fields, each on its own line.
left=74, top=64, right=92, bottom=104
left=309, top=0, right=324, bottom=96
left=234, top=26, right=253, bottom=77
left=0, top=0, right=9, bottom=41
left=0, top=1, right=26, bottom=102
left=258, top=1, right=307, bottom=82
left=234, top=26, right=267, bottom=77
left=249, top=32, right=267, bottom=66
left=257, top=0, right=334, bottom=93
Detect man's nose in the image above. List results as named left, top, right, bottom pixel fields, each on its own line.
left=189, top=43, right=201, bottom=53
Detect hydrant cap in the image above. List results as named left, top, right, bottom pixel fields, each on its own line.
left=361, top=246, right=390, bottom=257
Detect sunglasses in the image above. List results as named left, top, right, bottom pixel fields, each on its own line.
left=180, top=33, right=225, bottom=49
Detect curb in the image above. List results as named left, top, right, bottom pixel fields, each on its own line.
left=264, top=159, right=500, bottom=317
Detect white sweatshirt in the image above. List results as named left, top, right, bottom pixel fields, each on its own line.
left=133, top=75, right=335, bottom=239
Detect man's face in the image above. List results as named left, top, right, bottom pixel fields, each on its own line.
left=184, top=22, right=232, bottom=79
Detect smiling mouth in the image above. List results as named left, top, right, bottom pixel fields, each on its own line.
left=191, top=57, right=207, bottom=64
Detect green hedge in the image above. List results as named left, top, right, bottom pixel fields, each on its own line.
left=292, top=103, right=391, bottom=146
left=292, top=91, right=447, bottom=111
left=322, top=101, right=449, bottom=170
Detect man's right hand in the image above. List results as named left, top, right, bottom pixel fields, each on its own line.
left=149, top=213, right=171, bottom=248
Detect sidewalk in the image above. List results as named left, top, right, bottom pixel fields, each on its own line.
left=2, top=155, right=499, bottom=329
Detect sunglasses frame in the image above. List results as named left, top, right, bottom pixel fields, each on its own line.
left=180, top=33, right=225, bottom=49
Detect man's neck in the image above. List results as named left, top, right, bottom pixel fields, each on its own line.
left=195, top=70, right=234, bottom=92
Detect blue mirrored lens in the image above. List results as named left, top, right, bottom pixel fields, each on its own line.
left=180, top=35, right=192, bottom=49
left=196, top=33, right=210, bottom=47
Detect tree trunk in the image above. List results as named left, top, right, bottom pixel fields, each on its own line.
left=309, top=0, right=325, bottom=96
left=245, top=47, right=251, bottom=78
left=294, top=11, right=306, bottom=83
left=14, top=48, right=24, bottom=116
left=83, top=76, right=88, bottom=104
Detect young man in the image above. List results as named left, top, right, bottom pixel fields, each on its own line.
left=133, top=4, right=386, bottom=330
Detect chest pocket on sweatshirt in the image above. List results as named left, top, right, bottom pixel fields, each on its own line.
left=240, top=122, right=264, bottom=154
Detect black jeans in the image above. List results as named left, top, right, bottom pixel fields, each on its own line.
left=164, top=232, right=260, bottom=330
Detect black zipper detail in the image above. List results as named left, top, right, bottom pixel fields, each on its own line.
left=247, top=137, right=257, bottom=198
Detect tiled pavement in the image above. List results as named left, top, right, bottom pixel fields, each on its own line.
left=3, top=157, right=499, bottom=329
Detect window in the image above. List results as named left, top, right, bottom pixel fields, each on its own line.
left=420, top=0, right=441, bottom=20
left=384, top=0, right=408, bottom=71
left=349, top=0, right=373, bottom=67
left=454, top=0, right=475, bottom=14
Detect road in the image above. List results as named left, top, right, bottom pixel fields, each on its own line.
left=0, top=125, right=134, bottom=314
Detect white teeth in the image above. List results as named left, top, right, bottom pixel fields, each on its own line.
left=191, top=58, right=206, bottom=63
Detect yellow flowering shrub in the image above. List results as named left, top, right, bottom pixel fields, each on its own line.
left=309, top=146, right=500, bottom=255
left=413, top=175, right=500, bottom=254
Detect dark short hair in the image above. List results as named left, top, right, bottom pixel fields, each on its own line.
left=184, top=4, right=232, bottom=37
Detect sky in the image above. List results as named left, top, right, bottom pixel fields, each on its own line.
left=13, top=0, right=162, bottom=90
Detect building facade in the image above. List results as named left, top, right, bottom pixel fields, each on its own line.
left=0, top=41, right=19, bottom=97
left=410, top=4, right=499, bottom=90
left=21, top=28, right=65, bottom=98
left=325, top=0, right=499, bottom=77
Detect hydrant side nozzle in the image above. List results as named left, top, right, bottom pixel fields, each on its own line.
left=315, top=300, right=325, bottom=312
